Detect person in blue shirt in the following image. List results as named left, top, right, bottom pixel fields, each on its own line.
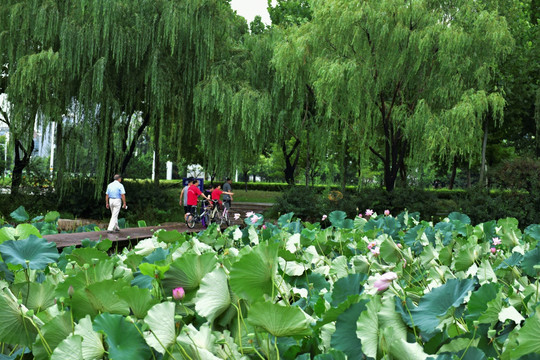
left=105, top=174, right=127, bottom=233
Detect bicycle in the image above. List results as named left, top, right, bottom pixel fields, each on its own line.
left=186, top=200, right=211, bottom=229
left=208, top=200, right=231, bottom=227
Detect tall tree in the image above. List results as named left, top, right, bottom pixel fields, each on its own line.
left=274, top=0, right=513, bottom=191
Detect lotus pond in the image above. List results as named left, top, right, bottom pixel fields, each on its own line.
left=0, top=210, right=539, bottom=359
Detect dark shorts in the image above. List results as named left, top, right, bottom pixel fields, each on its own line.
left=184, top=206, right=190, bottom=214
left=185, top=205, right=197, bottom=216
left=223, top=199, right=231, bottom=210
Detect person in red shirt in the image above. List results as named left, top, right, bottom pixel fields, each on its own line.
left=186, top=179, right=210, bottom=217
left=211, top=185, right=234, bottom=208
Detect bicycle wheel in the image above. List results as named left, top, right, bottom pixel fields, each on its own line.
left=186, top=214, right=196, bottom=229
left=213, top=208, right=222, bottom=225
left=222, top=209, right=230, bottom=227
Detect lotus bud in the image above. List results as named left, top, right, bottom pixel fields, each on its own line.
left=172, top=287, right=185, bottom=301
left=68, top=285, right=74, bottom=297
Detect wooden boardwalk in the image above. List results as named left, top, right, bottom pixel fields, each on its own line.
left=43, top=224, right=197, bottom=248
left=44, top=202, right=274, bottom=248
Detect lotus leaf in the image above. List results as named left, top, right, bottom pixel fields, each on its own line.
left=0, top=235, right=59, bottom=270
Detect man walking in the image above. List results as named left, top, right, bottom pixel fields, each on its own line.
left=222, top=178, right=233, bottom=210
left=105, top=174, right=127, bottom=233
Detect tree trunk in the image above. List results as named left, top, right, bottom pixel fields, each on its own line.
left=479, top=117, right=488, bottom=186
left=243, top=170, right=248, bottom=191
left=305, top=132, right=310, bottom=187
left=55, top=120, right=65, bottom=204
left=11, top=139, right=34, bottom=196
left=282, top=139, right=301, bottom=185
left=535, top=89, right=540, bottom=158
left=448, top=156, right=458, bottom=190
left=120, top=113, right=150, bottom=175
left=153, top=119, right=160, bottom=187
left=467, top=166, right=471, bottom=189
left=340, top=139, right=347, bottom=192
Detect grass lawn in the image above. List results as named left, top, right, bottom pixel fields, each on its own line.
left=230, top=190, right=279, bottom=203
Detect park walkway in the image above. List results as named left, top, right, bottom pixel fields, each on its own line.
left=44, top=202, right=273, bottom=248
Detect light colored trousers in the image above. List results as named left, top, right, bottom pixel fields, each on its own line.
left=107, top=198, right=122, bottom=231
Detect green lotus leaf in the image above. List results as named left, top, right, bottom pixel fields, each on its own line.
left=314, top=350, right=347, bottom=360
left=496, top=252, right=523, bottom=270
left=143, top=302, right=176, bottom=354
left=10, top=206, right=29, bottom=222
left=142, top=248, right=169, bottom=265
left=278, top=212, right=294, bottom=227
left=93, top=313, right=151, bottom=360
left=448, top=212, right=471, bottom=225
left=66, top=247, right=109, bottom=267
left=329, top=211, right=347, bottom=228
left=194, top=268, right=231, bottom=322
left=73, top=315, right=105, bottom=360
left=162, top=252, right=217, bottom=294
left=32, top=312, right=72, bottom=360
left=478, top=291, right=503, bottom=324
left=40, top=222, right=59, bottom=235
left=0, top=224, right=42, bottom=244
left=409, top=278, right=476, bottom=338
left=331, top=273, right=365, bottom=307
left=117, top=286, right=158, bottom=319
left=230, top=242, right=278, bottom=302
left=156, top=229, right=185, bottom=244
left=247, top=301, right=312, bottom=337
left=523, top=224, right=540, bottom=243
left=356, top=297, right=381, bottom=358
left=0, top=235, right=59, bottom=270
left=12, top=281, right=56, bottom=312
left=0, top=288, right=40, bottom=346
left=71, top=279, right=130, bottom=319
left=44, top=211, right=61, bottom=223
left=382, top=326, right=429, bottom=360
left=454, top=245, right=479, bottom=272
left=466, top=283, right=499, bottom=321
left=50, top=335, right=83, bottom=360
left=331, top=301, right=367, bottom=360
left=521, top=247, right=540, bottom=277
left=505, top=306, right=540, bottom=359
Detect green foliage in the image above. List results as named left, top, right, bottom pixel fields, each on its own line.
left=0, top=235, right=59, bottom=270
left=0, top=207, right=539, bottom=358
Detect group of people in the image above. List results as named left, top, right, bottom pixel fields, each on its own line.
left=104, top=174, right=235, bottom=233
left=179, top=177, right=234, bottom=220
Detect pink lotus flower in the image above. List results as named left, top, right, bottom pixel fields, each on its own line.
left=357, top=214, right=363, bottom=218
left=234, top=213, right=241, bottom=220
left=370, top=247, right=380, bottom=256
left=384, top=209, right=390, bottom=216
left=262, top=225, right=267, bottom=230
left=397, top=243, right=402, bottom=249
left=367, top=241, right=377, bottom=250
left=322, top=214, right=327, bottom=221
left=246, top=211, right=255, bottom=218
left=490, top=247, right=497, bottom=254
left=365, top=209, right=374, bottom=216
left=492, top=237, right=501, bottom=246
left=374, top=272, right=398, bottom=292
left=172, top=287, right=185, bottom=301
left=250, top=215, right=261, bottom=223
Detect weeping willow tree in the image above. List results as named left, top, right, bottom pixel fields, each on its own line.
left=273, top=0, right=513, bottom=191
left=54, top=0, right=241, bottom=194
left=0, top=0, right=69, bottom=195
left=194, top=6, right=329, bottom=185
